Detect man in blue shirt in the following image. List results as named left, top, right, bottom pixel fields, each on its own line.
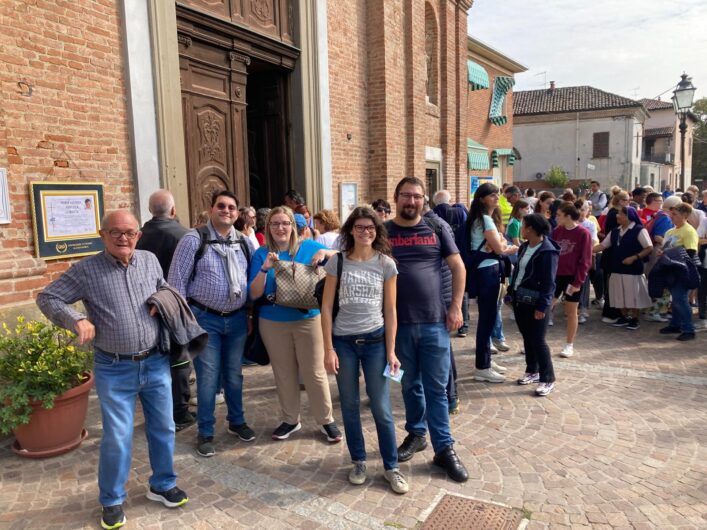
left=169, top=190, right=255, bottom=458
left=385, top=177, right=468, bottom=483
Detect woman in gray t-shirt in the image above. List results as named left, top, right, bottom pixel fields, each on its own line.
left=321, top=207, right=408, bottom=494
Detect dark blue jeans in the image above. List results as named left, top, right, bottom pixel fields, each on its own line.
left=191, top=306, right=248, bottom=438
left=333, top=328, right=398, bottom=470
left=669, top=285, right=694, bottom=333
left=396, top=322, right=453, bottom=453
left=474, top=264, right=501, bottom=370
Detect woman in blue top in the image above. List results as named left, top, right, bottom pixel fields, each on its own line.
left=249, top=206, right=342, bottom=443
left=465, top=183, right=517, bottom=384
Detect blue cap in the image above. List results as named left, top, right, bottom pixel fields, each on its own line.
left=293, top=213, right=307, bottom=230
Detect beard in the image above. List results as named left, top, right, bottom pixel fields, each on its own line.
left=399, top=205, right=419, bottom=220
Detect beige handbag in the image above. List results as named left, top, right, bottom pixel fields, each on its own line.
left=270, top=259, right=326, bottom=309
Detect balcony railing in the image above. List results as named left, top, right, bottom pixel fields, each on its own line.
left=641, top=153, right=672, bottom=164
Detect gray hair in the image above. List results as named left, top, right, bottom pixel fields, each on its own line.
left=432, top=189, right=451, bottom=205
left=148, top=189, right=175, bottom=217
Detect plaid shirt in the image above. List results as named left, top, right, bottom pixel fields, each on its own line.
left=168, top=229, right=252, bottom=313
left=36, top=250, right=165, bottom=354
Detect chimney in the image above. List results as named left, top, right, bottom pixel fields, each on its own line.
left=549, top=80, right=556, bottom=92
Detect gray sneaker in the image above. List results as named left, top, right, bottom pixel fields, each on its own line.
left=694, top=319, right=707, bottom=332
left=196, top=436, right=215, bottom=457
left=383, top=468, right=409, bottom=494
left=348, top=461, right=367, bottom=485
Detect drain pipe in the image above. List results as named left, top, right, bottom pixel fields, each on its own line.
left=575, top=112, right=580, bottom=181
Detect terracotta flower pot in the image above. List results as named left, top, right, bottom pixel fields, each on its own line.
left=12, top=371, right=94, bottom=458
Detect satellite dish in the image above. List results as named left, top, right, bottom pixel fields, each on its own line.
left=535, top=172, right=543, bottom=180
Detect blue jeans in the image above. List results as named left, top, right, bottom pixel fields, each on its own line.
left=396, top=322, right=453, bottom=453
left=191, top=306, right=248, bottom=437
left=333, top=328, right=398, bottom=470
left=491, top=297, right=505, bottom=342
left=93, top=350, right=176, bottom=507
left=475, top=264, right=500, bottom=369
left=669, top=285, right=694, bottom=333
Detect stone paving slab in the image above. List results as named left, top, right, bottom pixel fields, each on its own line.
left=1, top=304, right=706, bottom=529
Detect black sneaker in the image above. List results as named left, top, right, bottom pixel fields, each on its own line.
left=101, top=505, right=126, bottom=529
left=175, top=412, right=196, bottom=432
left=320, top=422, right=343, bottom=443
left=146, top=486, right=188, bottom=508
left=272, top=422, right=301, bottom=440
left=626, top=318, right=640, bottom=330
left=397, top=433, right=427, bottom=462
left=228, top=423, right=256, bottom=442
left=659, top=325, right=681, bottom=334
left=457, top=326, right=468, bottom=338
left=677, top=332, right=696, bottom=341
left=196, top=436, right=215, bottom=457
left=611, top=317, right=630, bottom=327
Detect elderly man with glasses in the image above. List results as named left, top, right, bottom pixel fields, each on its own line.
left=37, top=210, right=189, bottom=530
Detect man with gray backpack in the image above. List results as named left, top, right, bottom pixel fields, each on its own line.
left=169, top=190, right=255, bottom=458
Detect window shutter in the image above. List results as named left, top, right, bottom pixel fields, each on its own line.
left=593, top=132, right=609, bottom=158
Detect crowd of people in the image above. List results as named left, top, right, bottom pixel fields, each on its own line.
left=35, top=177, right=705, bottom=530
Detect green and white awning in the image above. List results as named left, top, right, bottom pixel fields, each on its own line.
left=491, top=148, right=516, bottom=167
left=467, top=139, right=490, bottom=170
left=489, top=76, right=515, bottom=126
left=467, top=60, right=489, bottom=91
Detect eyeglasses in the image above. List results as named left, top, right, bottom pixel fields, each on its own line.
left=375, top=207, right=391, bottom=214
left=107, top=230, right=139, bottom=240
left=398, top=192, right=425, bottom=201
left=269, top=221, right=292, bottom=228
left=215, top=202, right=237, bottom=211
left=353, top=224, right=376, bottom=234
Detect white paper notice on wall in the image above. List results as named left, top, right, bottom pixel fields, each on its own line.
left=0, top=168, right=10, bottom=224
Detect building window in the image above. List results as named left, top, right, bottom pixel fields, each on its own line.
left=425, top=3, right=438, bottom=105
left=593, top=132, right=609, bottom=158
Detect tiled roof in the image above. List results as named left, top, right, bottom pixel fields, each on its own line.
left=645, top=126, right=674, bottom=137
left=513, top=86, right=642, bottom=116
left=639, top=98, right=674, bottom=111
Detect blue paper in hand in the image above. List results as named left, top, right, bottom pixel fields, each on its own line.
left=383, top=364, right=404, bottom=383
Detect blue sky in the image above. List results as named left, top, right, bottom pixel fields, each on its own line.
left=467, top=0, right=707, bottom=103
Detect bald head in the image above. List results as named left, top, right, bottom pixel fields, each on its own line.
left=101, top=210, right=139, bottom=231
left=148, top=189, right=176, bottom=218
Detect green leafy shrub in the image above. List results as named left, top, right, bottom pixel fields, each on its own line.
left=0, top=317, right=92, bottom=434
left=545, top=165, right=570, bottom=188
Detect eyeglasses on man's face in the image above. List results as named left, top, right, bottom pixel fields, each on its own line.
left=107, top=230, right=139, bottom=240
left=215, top=202, right=237, bottom=211
left=353, top=224, right=376, bottom=234
left=398, top=192, right=425, bottom=201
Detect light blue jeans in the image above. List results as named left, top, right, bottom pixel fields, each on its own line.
left=191, top=306, right=248, bottom=437
left=94, top=350, right=176, bottom=507
left=333, top=327, right=398, bottom=470
left=396, top=322, right=454, bottom=453
left=669, top=285, right=694, bottom=333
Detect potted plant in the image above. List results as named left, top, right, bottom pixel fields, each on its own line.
left=0, top=316, right=93, bottom=458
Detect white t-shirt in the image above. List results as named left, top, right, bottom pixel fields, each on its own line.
left=471, top=214, right=499, bottom=269
left=247, top=230, right=260, bottom=250
left=316, top=231, right=341, bottom=249
left=513, top=242, right=541, bottom=290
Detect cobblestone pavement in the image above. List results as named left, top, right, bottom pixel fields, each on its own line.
left=1, top=304, right=706, bottom=529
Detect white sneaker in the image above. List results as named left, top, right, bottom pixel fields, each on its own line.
left=535, top=382, right=555, bottom=396
left=601, top=317, right=619, bottom=324
left=694, top=319, right=707, bottom=332
left=473, top=368, right=506, bottom=383
left=559, top=344, right=574, bottom=358
left=646, top=313, right=669, bottom=323
left=491, top=360, right=507, bottom=374
left=578, top=314, right=587, bottom=324
left=383, top=468, right=409, bottom=494
left=348, top=462, right=367, bottom=485
left=215, top=391, right=225, bottom=405
left=489, top=343, right=499, bottom=354
left=492, top=339, right=510, bottom=352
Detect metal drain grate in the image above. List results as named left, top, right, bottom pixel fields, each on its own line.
left=421, top=495, right=525, bottom=530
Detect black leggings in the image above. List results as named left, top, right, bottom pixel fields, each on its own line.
left=513, top=301, right=555, bottom=383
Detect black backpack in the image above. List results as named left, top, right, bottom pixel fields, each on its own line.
left=190, top=225, right=252, bottom=281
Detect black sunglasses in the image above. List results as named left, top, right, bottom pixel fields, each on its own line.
left=375, top=207, right=391, bottom=214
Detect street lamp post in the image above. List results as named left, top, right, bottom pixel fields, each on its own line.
left=672, top=73, right=696, bottom=191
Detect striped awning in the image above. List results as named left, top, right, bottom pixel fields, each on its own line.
left=491, top=148, right=516, bottom=167
left=489, top=75, right=515, bottom=126
left=467, top=139, right=490, bottom=170
left=467, top=60, right=490, bottom=90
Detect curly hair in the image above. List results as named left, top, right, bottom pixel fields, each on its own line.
left=339, top=206, right=392, bottom=257
left=312, top=209, right=341, bottom=232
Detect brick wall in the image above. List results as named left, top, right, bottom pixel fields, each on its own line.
left=326, top=0, right=470, bottom=216
left=0, top=1, right=133, bottom=311
left=466, top=62, right=516, bottom=184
